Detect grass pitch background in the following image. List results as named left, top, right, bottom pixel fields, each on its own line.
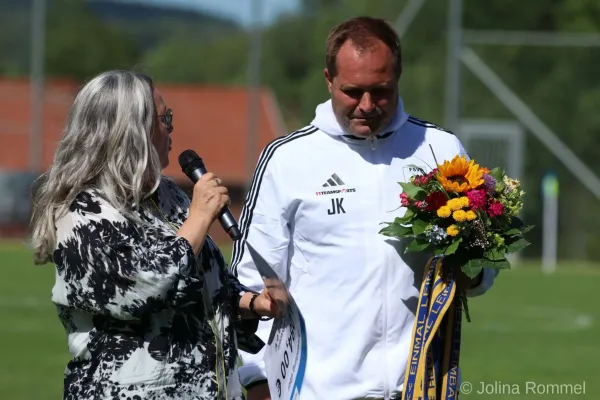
left=1, top=241, right=598, bottom=399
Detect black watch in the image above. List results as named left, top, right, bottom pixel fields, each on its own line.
left=249, top=293, right=272, bottom=321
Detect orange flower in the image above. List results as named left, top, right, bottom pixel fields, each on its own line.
left=436, top=155, right=484, bottom=193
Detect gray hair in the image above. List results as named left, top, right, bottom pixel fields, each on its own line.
left=30, top=70, right=162, bottom=265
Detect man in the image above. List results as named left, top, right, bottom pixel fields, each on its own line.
left=232, top=16, right=497, bottom=400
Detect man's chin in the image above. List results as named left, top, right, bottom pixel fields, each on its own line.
left=347, top=123, right=379, bottom=138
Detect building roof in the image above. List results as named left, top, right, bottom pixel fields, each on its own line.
left=0, top=77, right=287, bottom=186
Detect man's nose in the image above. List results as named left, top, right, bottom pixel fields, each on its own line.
left=358, top=92, right=375, bottom=114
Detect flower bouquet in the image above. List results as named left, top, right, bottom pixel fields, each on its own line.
left=380, top=152, right=532, bottom=323
left=381, top=153, right=531, bottom=278
left=381, top=152, right=532, bottom=400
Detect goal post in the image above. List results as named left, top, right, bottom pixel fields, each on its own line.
left=457, top=119, right=528, bottom=267
left=457, top=119, right=525, bottom=181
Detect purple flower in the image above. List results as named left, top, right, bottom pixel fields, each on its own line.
left=483, top=174, right=496, bottom=195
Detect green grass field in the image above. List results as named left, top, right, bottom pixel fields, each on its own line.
left=1, top=241, right=598, bottom=399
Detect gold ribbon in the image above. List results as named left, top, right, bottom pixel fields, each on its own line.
left=402, top=257, right=462, bottom=400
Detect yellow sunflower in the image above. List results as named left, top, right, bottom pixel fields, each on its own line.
left=436, top=155, right=484, bottom=193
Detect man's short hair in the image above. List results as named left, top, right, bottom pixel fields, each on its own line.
left=325, top=16, right=402, bottom=78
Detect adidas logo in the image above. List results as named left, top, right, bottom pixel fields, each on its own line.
left=322, top=173, right=345, bottom=187
left=316, top=173, right=356, bottom=196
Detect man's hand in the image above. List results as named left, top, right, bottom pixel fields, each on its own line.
left=246, top=382, right=271, bottom=400
left=454, top=267, right=483, bottom=291
left=440, top=255, right=483, bottom=291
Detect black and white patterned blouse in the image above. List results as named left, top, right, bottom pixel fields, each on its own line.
left=51, top=177, right=254, bottom=400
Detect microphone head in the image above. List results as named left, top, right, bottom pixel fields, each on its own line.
left=178, top=149, right=205, bottom=177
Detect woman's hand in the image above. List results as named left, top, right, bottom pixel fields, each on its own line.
left=177, top=172, right=230, bottom=255
left=188, top=172, right=230, bottom=223
left=254, top=290, right=284, bottom=318
left=239, top=290, right=283, bottom=319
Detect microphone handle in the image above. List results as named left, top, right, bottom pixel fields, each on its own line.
left=189, top=167, right=242, bottom=241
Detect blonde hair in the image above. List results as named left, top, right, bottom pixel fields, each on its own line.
left=30, top=70, right=161, bottom=264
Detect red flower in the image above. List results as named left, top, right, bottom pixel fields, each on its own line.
left=413, top=175, right=427, bottom=186
left=467, top=189, right=487, bottom=210
left=488, top=201, right=504, bottom=217
left=400, top=192, right=410, bottom=207
left=415, top=200, right=427, bottom=209
left=424, top=191, right=447, bottom=212
left=413, top=169, right=439, bottom=187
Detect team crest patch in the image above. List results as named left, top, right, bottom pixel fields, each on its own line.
left=402, top=165, right=428, bottom=182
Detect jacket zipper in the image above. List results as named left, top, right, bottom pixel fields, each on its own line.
left=370, top=135, right=389, bottom=399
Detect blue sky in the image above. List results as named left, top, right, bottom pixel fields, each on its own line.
left=120, top=0, right=301, bottom=27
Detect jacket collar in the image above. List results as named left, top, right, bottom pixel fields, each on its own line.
left=310, top=95, right=409, bottom=148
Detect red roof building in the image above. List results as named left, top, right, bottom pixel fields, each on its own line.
left=0, top=77, right=288, bottom=242
left=0, top=77, right=287, bottom=185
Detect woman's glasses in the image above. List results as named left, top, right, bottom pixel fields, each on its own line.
left=158, top=108, right=173, bottom=133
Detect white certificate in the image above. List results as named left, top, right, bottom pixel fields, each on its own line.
left=246, top=242, right=307, bottom=400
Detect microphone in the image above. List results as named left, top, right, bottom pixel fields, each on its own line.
left=178, top=149, right=242, bottom=241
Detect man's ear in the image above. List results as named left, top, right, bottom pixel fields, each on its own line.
left=324, top=67, right=333, bottom=93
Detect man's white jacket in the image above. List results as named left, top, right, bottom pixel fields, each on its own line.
left=231, top=97, right=497, bottom=400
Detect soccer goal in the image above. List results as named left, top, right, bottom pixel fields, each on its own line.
left=457, top=119, right=525, bottom=182
left=457, top=119, right=526, bottom=266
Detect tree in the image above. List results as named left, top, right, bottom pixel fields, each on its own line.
left=140, top=32, right=249, bottom=85
left=45, top=0, right=139, bottom=81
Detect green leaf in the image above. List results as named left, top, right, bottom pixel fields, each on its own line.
left=434, top=247, right=446, bottom=256
left=462, top=256, right=512, bottom=279
left=462, top=259, right=484, bottom=279
left=484, top=247, right=505, bottom=261
left=521, top=225, right=535, bottom=234
left=405, top=239, right=431, bottom=253
left=504, top=228, right=522, bottom=236
left=507, top=217, right=534, bottom=235
left=379, top=223, right=413, bottom=238
left=402, top=208, right=416, bottom=219
left=399, top=181, right=418, bottom=194
left=496, top=259, right=512, bottom=269
left=399, top=182, right=427, bottom=200
left=395, top=209, right=416, bottom=225
left=489, top=167, right=504, bottom=182
left=444, top=238, right=462, bottom=256
left=484, top=258, right=512, bottom=270
left=506, top=239, right=530, bottom=254
left=411, top=219, right=429, bottom=236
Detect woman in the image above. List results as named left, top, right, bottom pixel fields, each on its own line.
left=30, top=70, right=278, bottom=399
